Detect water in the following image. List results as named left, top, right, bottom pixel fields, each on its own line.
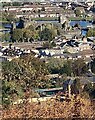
left=70, top=20, right=92, bottom=28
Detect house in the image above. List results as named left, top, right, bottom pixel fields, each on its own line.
left=87, top=37, right=95, bottom=42
left=86, top=0, right=94, bottom=6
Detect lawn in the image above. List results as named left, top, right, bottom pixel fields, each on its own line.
left=31, top=17, right=58, bottom=21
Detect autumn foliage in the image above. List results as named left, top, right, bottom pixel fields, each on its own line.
left=2, top=95, right=95, bottom=119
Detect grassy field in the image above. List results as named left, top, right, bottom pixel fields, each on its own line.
left=31, top=17, right=58, bottom=21
left=0, top=20, right=10, bottom=24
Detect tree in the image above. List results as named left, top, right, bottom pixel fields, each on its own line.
left=23, top=29, right=33, bottom=42
left=43, top=41, right=56, bottom=49
left=83, top=83, right=95, bottom=99
left=12, top=2, right=21, bottom=6
left=26, top=24, right=35, bottom=31
left=60, top=60, right=72, bottom=76
left=57, top=29, right=60, bottom=35
left=72, top=59, right=88, bottom=76
left=45, top=24, right=57, bottom=37
left=43, top=42, right=51, bottom=49
left=12, top=27, right=39, bottom=42
left=46, top=59, right=73, bottom=75
left=75, top=9, right=82, bottom=17
left=86, top=28, right=95, bottom=37
left=39, top=28, right=54, bottom=41
left=75, top=9, right=81, bottom=16
left=2, top=54, right=50, bottom=106
left=46, top=58, right=64, bottom=74
left=1, top=33, right=10, bottom=42
left=51, top=41, right=56, bottom=47
left=2, top=12, right=16, bottom=22
left=2, top=12, right=7, bottom=21
left=12, top=29, right=23, bottom=42
left=25, top=24, right=39, bottom=40
left=91, top=58, right=95, bottom=73
left=2, top=2, right=11, bottom=7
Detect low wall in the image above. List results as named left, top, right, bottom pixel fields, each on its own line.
left=13, top=96, right=56, bottom=105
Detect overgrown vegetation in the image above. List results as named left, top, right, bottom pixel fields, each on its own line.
left=2, top=54, right=49, bottom=107
left=2, top=53, right=95, bottom=107
left=86, top=28, right=95, bottom=37
left=2, top=95, right=95, bottom=118
left=47, top=58, right=88, bottom=76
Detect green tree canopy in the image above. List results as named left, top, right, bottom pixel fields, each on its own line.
left=2, top=12, right=16, bottom=22
left=75, top=9, right=81, bottom=17
left=39, top=28, right=54, bottom=41
left=83, top=83, right=95, bottom=99
left=46, top=58, right=72, bottom=75
left=91, top=58, right=95, bottom=73
left=46, top=58, right=64, bottom=74
left=86, top=28, right=95, bottom=37
left=1, top=33, right=10, bottom=42
left=72, top=59, right=88, bottom=76
left=2, top=54, right=50, bottom=106
left=13, top=29, right=23, bottom=42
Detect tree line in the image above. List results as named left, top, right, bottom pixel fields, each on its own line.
left=2, top=23, right=58, bottom=43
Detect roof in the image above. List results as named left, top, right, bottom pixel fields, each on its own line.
left=34, top=87, right=63, bottom=93
left=78, top=49, right=94, bottom=56
left=87, top=37, right=95, bottom=41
